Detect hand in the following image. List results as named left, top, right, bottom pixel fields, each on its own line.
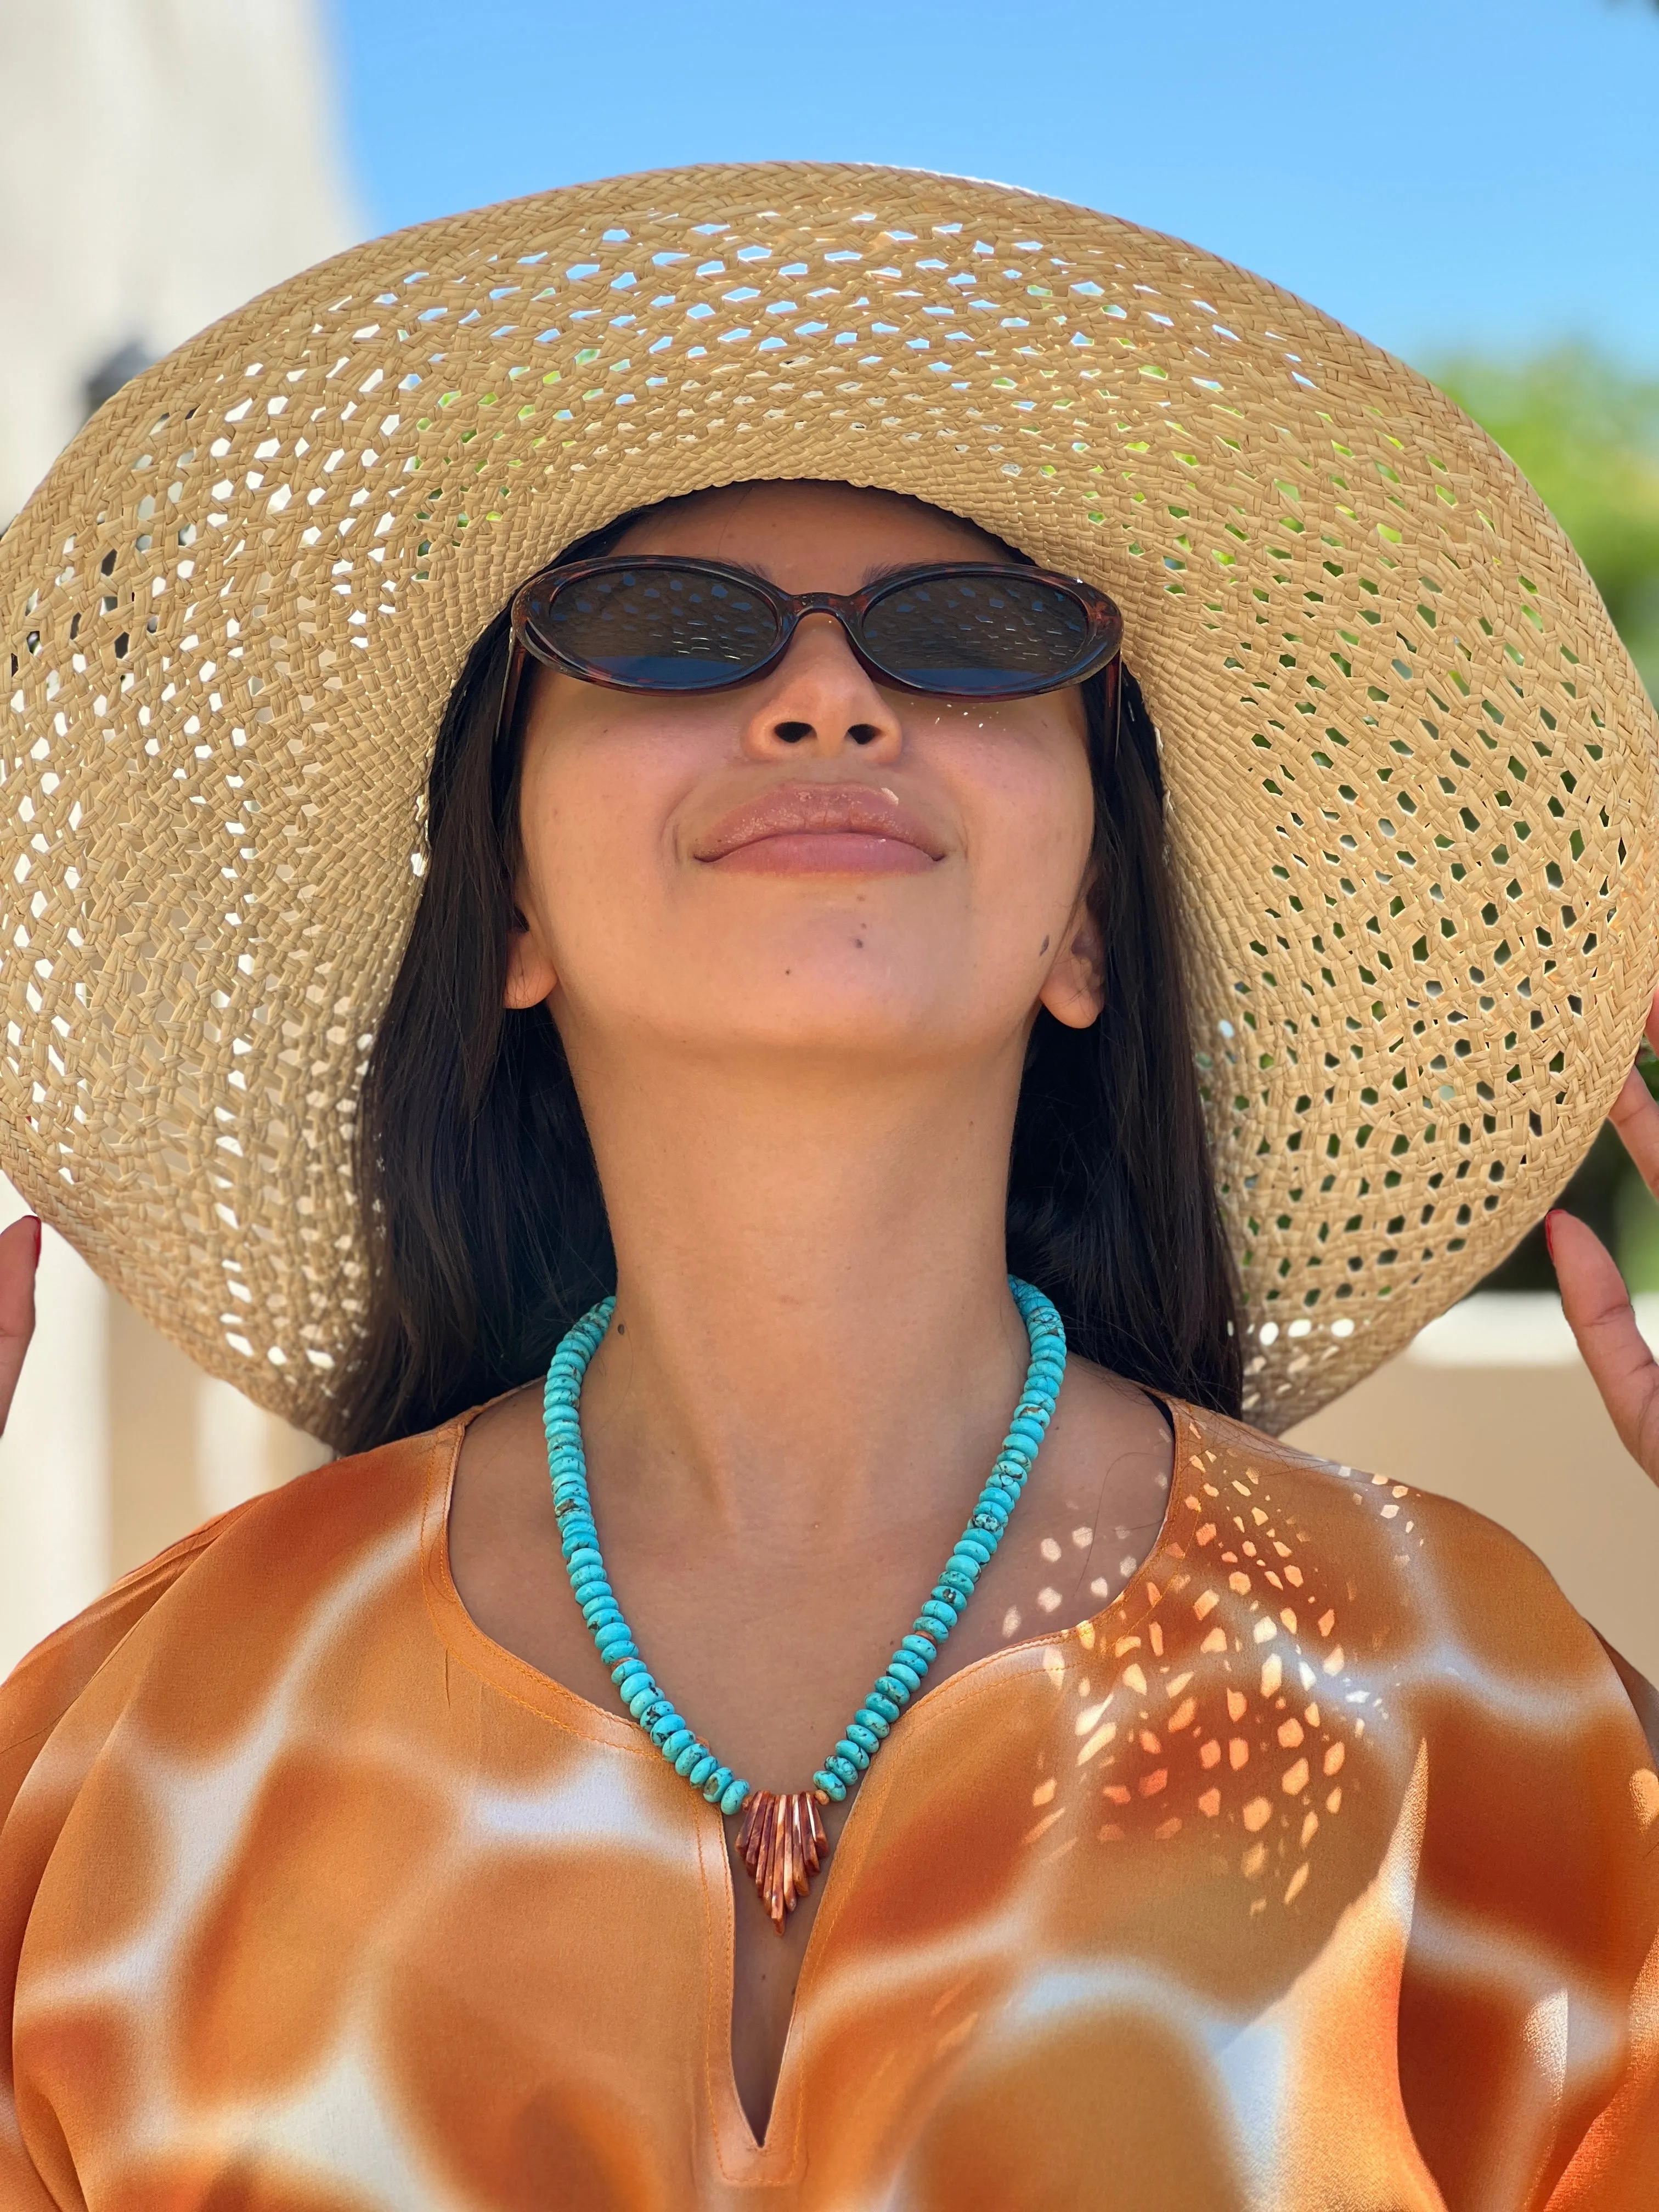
left=1548, top=990, right=1659, bottom=1488
left=0, top=1213, right=40, bottom=1436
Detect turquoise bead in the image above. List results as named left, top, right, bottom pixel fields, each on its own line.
left=544, top=1279, right=1064, bottom=1830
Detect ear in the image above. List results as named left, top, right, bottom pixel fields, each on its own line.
left=1037, top=895, right=1105, bottom=1030
left=503, top=908, right=560, bottom=1010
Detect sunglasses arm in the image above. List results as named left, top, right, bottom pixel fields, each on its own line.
left=494, top=637, right=530, bottom=763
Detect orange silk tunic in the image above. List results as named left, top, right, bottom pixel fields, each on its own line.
left=1, top=1400, right=1656, bottom=2211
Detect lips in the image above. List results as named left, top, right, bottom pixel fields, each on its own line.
left=693, top=783, right=945, bottom=871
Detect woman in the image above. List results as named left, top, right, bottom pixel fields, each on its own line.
left=0, top=165, right=1656, bottom=2207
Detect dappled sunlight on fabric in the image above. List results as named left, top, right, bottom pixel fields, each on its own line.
left=1, top=1409, right=1655, bottom=2206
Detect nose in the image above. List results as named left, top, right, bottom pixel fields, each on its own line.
left=738, top=612, right=904, bottom=761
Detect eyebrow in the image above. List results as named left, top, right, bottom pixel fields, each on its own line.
left=854, top=557, right=963, bottom=590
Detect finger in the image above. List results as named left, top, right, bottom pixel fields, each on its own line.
left=0, top=1215, right=40, bottom=1438
left=1646, top=988, right=1659, bottom=1059
left=1606, top=1065, right=1659, bottom=1197
left=1548, top=1207, right=1659, bottom=1481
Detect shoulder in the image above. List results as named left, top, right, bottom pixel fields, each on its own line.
left=0, top=1420, right=461, bottom=1804
left=1170, top=1395, right=1579, bottom=1613
left=1167, top=1397, right=1657, bottom=1772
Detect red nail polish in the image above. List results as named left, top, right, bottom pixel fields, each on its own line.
left=27, top=1216, right=41, bottom=1264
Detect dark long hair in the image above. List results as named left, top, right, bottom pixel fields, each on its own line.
left=338, top=526, right=1242, bottom=1452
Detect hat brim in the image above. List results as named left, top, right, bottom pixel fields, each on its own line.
left=3, top=161, right=1655, bottom=1438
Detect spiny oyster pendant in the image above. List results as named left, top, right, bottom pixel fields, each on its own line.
left=736, top=1790, right=828, bottom=1933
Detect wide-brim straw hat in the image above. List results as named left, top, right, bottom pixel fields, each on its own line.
left=3, top=161, right=1655, bottom=1442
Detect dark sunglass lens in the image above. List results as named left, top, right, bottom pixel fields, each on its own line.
left=861, top=574, right=1092, bottom=695
left=528, top=566, right=781, bottom=688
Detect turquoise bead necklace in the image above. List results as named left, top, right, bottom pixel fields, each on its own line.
left=543, top=1275, right=1066, bottom=1930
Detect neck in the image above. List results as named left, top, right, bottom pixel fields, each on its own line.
left=570, top=1041, right=1032, bottom=1541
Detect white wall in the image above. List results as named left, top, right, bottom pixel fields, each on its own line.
left=0, top=0, right=360, bottom=522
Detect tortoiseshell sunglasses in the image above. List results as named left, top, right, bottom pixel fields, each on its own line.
left=498, top=555, right=1124, bottom=741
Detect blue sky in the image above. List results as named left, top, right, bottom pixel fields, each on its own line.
left=330, top=0, right=1659, bottom=376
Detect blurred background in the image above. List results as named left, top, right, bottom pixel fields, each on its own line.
left=1, top=0, right=1656, bottom=1676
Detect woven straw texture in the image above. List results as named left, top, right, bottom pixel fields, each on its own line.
left=2, top=162, right=1656, bottom=1442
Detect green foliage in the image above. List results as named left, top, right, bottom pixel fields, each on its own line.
left=1435, top=348, right=1659, bottom=698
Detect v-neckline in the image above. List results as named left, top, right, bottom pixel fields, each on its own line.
left=419, top=1392, right=1198, bottom=2176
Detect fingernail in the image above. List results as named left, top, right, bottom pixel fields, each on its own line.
left=27, top=1217, right=41, bottom=1265
left=1544, top=1210, right=1560, bottom=1261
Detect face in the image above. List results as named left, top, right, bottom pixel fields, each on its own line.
left=505, top=481, right=1103, bottom=1086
